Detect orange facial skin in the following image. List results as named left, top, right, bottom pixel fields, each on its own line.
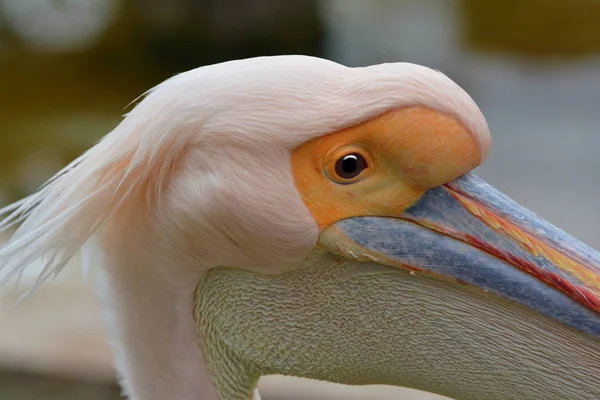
left=291, top=106, right=481, bottom=230
left=292, top=106, right=600, bottom=336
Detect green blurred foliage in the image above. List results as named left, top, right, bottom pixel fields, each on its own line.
left=462, top=0, right=600, bottom=57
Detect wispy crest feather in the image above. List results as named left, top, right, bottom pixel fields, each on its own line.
left=0, top=84, right=185, bottom=292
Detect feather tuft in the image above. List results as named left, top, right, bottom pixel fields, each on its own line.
left=0, top=98, right=188, bottom=294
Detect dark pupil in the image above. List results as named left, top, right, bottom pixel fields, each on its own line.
left=335, top=153, right=366, bottom=179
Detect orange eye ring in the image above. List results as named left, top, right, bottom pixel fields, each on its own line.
left=323, top=146, right=374, bottom=184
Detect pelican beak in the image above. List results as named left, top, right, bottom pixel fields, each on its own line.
left=319, top=173, right=600, bottom=338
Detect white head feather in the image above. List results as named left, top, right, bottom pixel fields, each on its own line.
left=0, top=55, right=488, bottom=287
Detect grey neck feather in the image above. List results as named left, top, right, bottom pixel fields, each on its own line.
left=194, top=252, right=600, bottom=400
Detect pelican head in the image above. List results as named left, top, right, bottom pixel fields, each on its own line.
left=0, top=55, right=599, bottom=400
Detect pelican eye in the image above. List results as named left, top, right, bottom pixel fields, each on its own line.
left=334, top=153, right=368, bottom=180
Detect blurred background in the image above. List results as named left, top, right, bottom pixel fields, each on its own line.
left=1, top=0, right=599, bottom=399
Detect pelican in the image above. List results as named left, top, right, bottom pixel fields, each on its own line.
left=0, top=55, right=599, bottom=400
